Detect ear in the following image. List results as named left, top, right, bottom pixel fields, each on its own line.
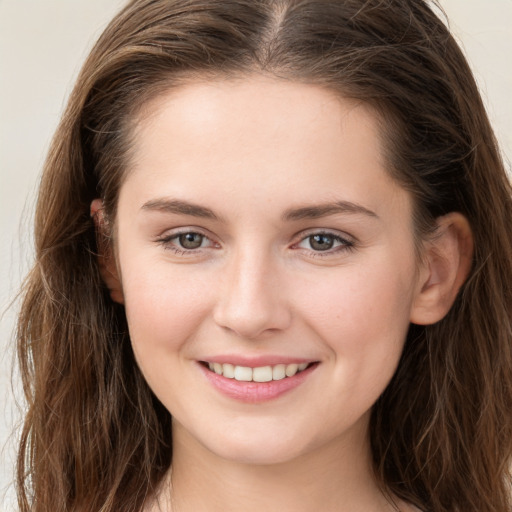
left=90, top=199, right=124, bottom=305
left=410, top=212, right=473, bottom=325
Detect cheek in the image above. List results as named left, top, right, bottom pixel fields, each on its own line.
left=119, top=259, right=219, bottom=414
left=120, top=257, right=214, bottom=359
left=296, top=263, right=416, bottom=425
left=293, top=258, right=416, bottom=373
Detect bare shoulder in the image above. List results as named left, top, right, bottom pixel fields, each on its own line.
left=141, top=494, right=169, bottom=512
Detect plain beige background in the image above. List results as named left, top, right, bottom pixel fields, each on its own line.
left=1, top=1, right=511, bottom=510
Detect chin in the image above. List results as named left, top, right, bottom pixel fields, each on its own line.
left=208, top=423, right=326, bottom=466
left=179, top=418, right=311, bottom=466
left=211, top=440, right=307, bottom=466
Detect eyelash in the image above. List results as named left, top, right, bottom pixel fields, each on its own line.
left=155, top=229, right=355, bottom=257
left=156, top=229, right=216, bottom=255
left=293, top=231, right=355, bottom=257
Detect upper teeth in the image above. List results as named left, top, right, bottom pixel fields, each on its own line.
left=208, top=362, right=309, bottom=382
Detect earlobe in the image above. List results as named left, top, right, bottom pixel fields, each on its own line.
left=90, top=199, right=124, bottom=305
left=410, top=212, right=473, bottom=325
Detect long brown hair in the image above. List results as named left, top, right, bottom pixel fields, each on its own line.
left=16, top=1, right=512, bottom=511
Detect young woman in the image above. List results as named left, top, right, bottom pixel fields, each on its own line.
left=16, top=1, right=512, bottom=511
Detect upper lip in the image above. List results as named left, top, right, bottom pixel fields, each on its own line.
left=199, top=355, right=318, bottom=367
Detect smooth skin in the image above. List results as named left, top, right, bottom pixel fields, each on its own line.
left=92, top=77, right=472, bottom=512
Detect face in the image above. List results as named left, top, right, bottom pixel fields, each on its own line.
left=113, top=77, right=424, bottom=465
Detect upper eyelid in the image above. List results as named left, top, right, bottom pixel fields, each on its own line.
left=156, top=230, right=218, bottom=255
left=154, top=227, right=356, bottom=249
left=292, top=228, right=356, bottom=244
left=290, top=230, right=357, bottom=257
left=156, top=226, right=217, bottom=241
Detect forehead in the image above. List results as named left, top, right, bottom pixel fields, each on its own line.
left=121, top=76, right=411, bottom=225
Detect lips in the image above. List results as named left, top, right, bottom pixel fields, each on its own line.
left=205, top=361, right=310, bottom=382
left=199, top=359, right=319, bottom=402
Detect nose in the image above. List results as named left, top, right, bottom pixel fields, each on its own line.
left=213, top=248, right=292, bottom=340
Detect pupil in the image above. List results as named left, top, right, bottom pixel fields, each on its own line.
left=310, top=234, right=333, bottom=251
left=179, top=233, right=203, bottom=249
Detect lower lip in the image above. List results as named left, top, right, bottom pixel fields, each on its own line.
left=198, top=363, right=318, bottom=403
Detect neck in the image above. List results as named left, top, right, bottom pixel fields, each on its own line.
left=153, top=418, right=400, bottom=512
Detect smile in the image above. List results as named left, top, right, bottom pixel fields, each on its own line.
left=205, top=362, right=310, bottom=382
left=199, top=360, right=319, bottom=403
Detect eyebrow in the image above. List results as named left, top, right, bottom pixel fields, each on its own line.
left=140, top=198, right=378, bottom=222
left=282, top=201, right=379, bottom=221
left=141, top=198, right=220, bottom=220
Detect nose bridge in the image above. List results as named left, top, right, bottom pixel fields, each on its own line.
left=213, top=243, right=290, bottom=339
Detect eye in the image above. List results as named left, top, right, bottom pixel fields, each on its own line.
left=156, top=230, right=216, bottom=253
left=306, top=234, right=336, bottom=251
left=177, top=232, right=206, bottom=249
left=295, top=232, right=354, bottom=253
